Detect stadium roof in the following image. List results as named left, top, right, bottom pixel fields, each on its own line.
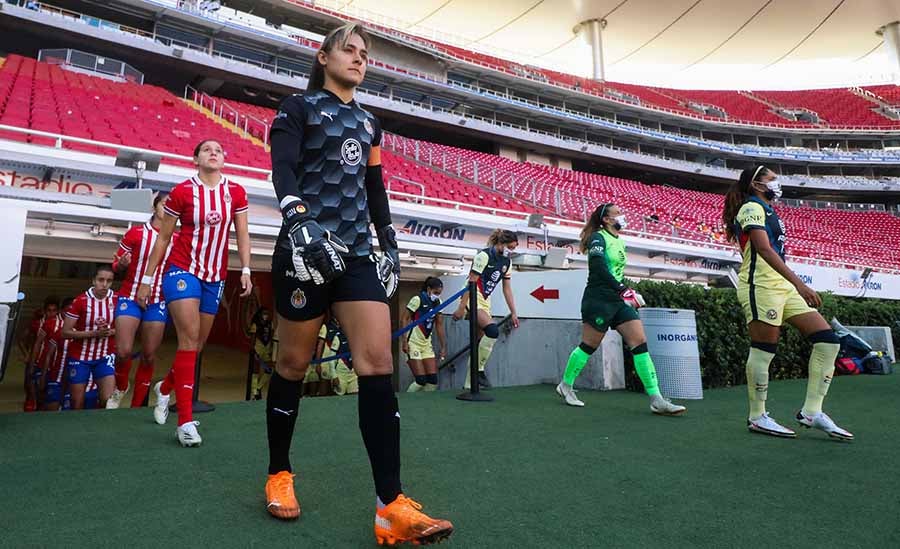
left=244, top=0, right=900, bottom=89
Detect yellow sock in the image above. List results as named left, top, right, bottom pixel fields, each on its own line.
left=802, top=342, right=839, bottom=416
left=477, top=336, right=496, bottom=372
left=746, top=346, right=775, bottom=419
left=251, top=374, right=260, bottom=395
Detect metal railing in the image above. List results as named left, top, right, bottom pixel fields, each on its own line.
left=0, top=123, right=272, bottom=178
left=185, top=86, right=270, bottom=144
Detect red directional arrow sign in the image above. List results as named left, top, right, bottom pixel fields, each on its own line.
left=530, top=285, right=560, bottom=303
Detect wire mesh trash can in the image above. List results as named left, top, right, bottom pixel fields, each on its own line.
left=638, top=308, right=703, bottom=400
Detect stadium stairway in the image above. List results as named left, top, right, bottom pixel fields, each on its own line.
left=182, top=98, right=270, bottom=152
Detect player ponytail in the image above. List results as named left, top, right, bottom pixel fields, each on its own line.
left=723, top=166, right=770, bottom=242
left=308, top=23, right=372, bottom=92
left=580, top=203, right=611, bottom=253
left=487, top=229, right=518, bottom=247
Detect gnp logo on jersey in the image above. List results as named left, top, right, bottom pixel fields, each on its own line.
left=206, top=211, right=222, bottom=226
left=290, top=289, right=307, bottom=309
left=341, top=139, right=362, bottom=166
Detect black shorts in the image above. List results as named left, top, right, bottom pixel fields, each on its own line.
left=272, top=253, right=388, bottom=322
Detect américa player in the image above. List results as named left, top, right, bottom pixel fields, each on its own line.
left=723, top=166, right=852, bottom=440
left=555, top=203, right=686, bottom=416
left=402, top=277, right=446, bottom=392
left=452, top=229, right=520, bottom=390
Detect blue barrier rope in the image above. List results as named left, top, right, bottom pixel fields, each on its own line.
left=310, top=286, right=468, bottom=365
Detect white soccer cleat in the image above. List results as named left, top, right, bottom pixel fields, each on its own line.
left=153, top=381, right=170, bottom=425
left=555, top=382, right=584, bottom=407
left=177, top=421, right=202, bottom=447
left=796, top=411, right=854, bottom=441
left=748, top=412, right=796, bottom=438
left=406, top=382, right=424, bottom=393
left=106, top=386, right=128, bottom=409
left=650, top=395, right=686, bottom=416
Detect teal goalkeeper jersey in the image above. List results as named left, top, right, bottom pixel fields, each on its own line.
left=586, top=230, right=627, bottom=292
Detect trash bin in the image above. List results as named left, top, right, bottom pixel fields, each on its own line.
left=639, top=308, right=703, bottom=399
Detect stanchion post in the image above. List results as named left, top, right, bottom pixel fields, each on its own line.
left=457, top=280, right=494, bottom=402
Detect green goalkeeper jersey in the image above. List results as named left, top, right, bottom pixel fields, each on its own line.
left=586, top=229, right=627, bottom=293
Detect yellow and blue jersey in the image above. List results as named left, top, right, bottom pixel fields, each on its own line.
left=471, top=247, right=511, bottom=299
left=734, top=197, right=792, bottom=291
left=406, top=291, right=440, bottom=340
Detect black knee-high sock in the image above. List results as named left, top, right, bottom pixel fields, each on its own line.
left=358, top=375, right=402, bottom=504
left=267, top=371, right=303, bottom=475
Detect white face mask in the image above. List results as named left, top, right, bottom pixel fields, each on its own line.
left=502, top=248, right=512, bottom=258
left=765, top=179, right=783, bottom=199
left=614, top=215, right=628, bottom=230
left=429, top=293, right=441, bottom=301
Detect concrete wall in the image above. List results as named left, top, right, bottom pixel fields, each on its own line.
left=371, top=36, right=447, bottom=81
left=525, top=151, right=551, bottom=166
left=395, top=313, right=625, bottom=392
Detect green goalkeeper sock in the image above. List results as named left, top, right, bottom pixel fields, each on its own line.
left=562, top=344, right=594, bottom=386
left=632, top=345, right=660, bottom=396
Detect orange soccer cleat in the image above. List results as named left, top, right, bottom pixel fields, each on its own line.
left=265, top=471, right=300, bottom=520
left=374, top=494, right=453, bottom=546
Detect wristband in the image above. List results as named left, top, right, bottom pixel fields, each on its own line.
left=241, top=267, right=251, bottom=276
left=140, top=275, right=154, bottom=286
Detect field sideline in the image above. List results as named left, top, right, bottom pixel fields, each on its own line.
left=1, top=375, right=898, bottom=548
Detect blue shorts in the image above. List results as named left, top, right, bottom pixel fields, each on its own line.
left=67, top=355, right=115, bottom=385
left=116, top=297, right=168, bottom=323
left=162, top=266, right=224, bottom=315
left=45, top=381, right=62, bottom=404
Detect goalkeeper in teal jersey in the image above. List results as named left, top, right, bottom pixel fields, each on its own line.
left=555, top=203, right=686, bottom=415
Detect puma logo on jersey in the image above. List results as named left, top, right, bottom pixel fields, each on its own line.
left=321, top=111, right=334, bottom=121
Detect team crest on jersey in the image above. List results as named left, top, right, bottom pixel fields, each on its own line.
left=120, top=302, right=128, bottom=311
left=290, top=289, right=307, bottom=309
left=341, top=139, right=362, bottom=166
left=176, top=279, right=187, bottom=292
left=70, top=368, right=78, bottom=377
left=224, top=193, right=232, bottom=204
left=206, top=211, right=222, bottom=226
left=363, top=119, right=374, bottom=136
left=766, top=309, right=778, bottom=320
left=501, top=265, right=508, bottom=273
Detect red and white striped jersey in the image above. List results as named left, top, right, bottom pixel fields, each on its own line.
left=47, top=330, right=70, bottom=383
left=164, top=175, right=248, bottom=283
left=65, top=288, right=117, bottom=361
left=115, top=222, right=176, bottom=302
left=35, top=314, right=64, bottom=365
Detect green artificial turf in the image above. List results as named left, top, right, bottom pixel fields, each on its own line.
left=1, top=375, right=898, bottom=548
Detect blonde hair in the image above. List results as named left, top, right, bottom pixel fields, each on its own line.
left=308, top=23, right=372, bottom=92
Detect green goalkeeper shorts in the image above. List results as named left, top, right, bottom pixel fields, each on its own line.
left=581, top=290, right=640, bottom=333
